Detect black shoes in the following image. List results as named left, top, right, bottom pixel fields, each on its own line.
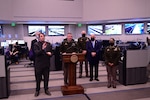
left=90, top=78, right=99, bottom=81
left=34, top=90, right=51, bottom=97
left=86, top=74, right=89, bottom=77
left=34, top=91, right=39, bottom=97
left=45, top=90, right=51, bottom=96
left=79, top=74, right=89, bottom=78
left=79, top=74, right=82, bottom=78
left=113, top=85, right=116, bottom=88
left=107, top=84, right=111, bottom=88
left=107, top=84, right=116, bottom=88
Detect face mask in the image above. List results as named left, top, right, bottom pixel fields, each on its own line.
left=109, top=43, right=114, bottom=46
left=91, top=38, right=95, bottom=41
left=82, top=34, right=86, bottom=37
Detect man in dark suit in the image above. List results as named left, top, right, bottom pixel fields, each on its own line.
left=34, top=33, right=52, bottom=97
left=30, top=31, right=40, bottom=66
left=86, top=34, right=101, bottom=81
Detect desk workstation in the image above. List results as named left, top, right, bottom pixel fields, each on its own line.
left=0, top=55, right=10, bottom=99
left=118, top=49, right=149, bottom=85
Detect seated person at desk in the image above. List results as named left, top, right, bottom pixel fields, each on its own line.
left=60, top=33, right=78, bottom=85
left=10, top=44, right=20, bottom=64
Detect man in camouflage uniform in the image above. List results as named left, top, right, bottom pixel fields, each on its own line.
left=60, top=33, right=78, bottom=85
left=77, top=30, right=90, bottom=78
left=104, top=38, right=121, bottom=88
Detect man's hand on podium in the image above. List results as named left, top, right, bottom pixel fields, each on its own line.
left=63, top=52, right=66, bottom=55
left=82, top=50, right=87, bottom=55
left=72, top=52, right=76, bottom=54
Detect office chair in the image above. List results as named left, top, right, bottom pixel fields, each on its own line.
left=24, top=49, right=34, bottom=67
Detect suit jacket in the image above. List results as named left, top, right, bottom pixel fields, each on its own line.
left=31, top=39, right=38, bottom=51
left=86, top=40, right=101, bottom=64
left=34, top=41, right=52, bottom=68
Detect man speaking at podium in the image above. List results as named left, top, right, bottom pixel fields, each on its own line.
left=60, top=33, right=78, bottom=85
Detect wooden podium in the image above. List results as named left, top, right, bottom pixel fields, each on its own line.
left=61, top=53, right=85, bottom=95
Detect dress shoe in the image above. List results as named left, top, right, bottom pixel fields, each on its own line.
left=95, top=78, right=99, bottom=81
left=86, top=75, right=89, bottom=77
left=89, top=79, right=93, bottom=81
left=113, top=85, right=116, bottom=88
left=34, top=91, right=39, bottom=97
left=107, top=84, right=111, bottom=88
left=79, top=75, right=82, bottom=78
left=45, top=90, right=51, bottom=96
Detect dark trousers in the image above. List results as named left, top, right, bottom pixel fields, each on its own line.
left=79, top=58, right=88, bottom=76
left=89, top=62, right=99, bottom=79
left=35, top=67, right=50, bottom=91
left=106, top=65, right=117, bottom=85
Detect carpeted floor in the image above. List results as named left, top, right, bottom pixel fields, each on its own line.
left=2, top=59, right=150, bottom=100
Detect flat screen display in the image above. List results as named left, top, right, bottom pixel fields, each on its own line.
left=11, top=40, right=18, bottom=44
left=28, top=25, right=46, bottom=36
left=104, top=24, right=122, bottom=35
left=88, top=25, right=103, bottom=35
left=6, top=40, right=12, bottom=44
left=125, top=23, right=144, bottom=34
left=0, top=26, right=3, bottom=37
left=147, top=23, right=150, bottom=33
left=1, top=42, right=9, bottom=47
left=18, top=40, right=25, bottom=44
left=48, top=26, right=65, bottom=36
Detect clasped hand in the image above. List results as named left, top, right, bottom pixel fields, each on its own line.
left=42, top=42, right=47, bottom=50
left=91, top=52, right=96, bottom=57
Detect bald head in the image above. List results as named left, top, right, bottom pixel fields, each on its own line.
left=90, top=34, right=95, bottom=41
left=81, top=30, right=86, bottom=37
left=35, top=31, right=41, bottom=39
left=90, top=34, right=95, bottom=38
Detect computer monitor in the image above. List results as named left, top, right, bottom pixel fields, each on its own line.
left=1, top=42, right=9, bottom=47
left=11, top=40, right=18, bottom=44
left=18, top=40, right=25, bottom=44
left=147, top=23, right=150, bottom=33
left=6, top=40, right=12, bottom=44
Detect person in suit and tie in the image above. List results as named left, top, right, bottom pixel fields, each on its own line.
left=34, top=33, right=52, bottom=97
left=86, top=34, right=102, bottom=81
left=30, top=31, right=40, bottom=66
